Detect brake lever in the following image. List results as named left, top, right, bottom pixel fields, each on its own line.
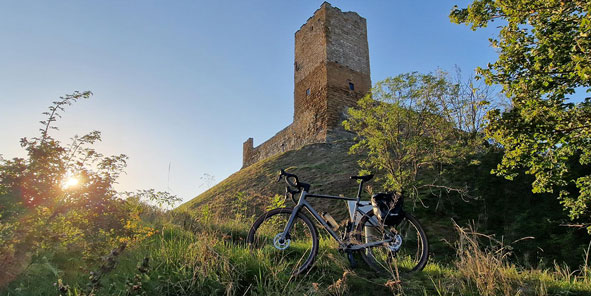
left=278, top=168, right=288, bottom=182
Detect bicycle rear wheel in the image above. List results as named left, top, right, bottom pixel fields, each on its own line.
left=355, top=211, right=428, bottom=274
left=247, top=208, right=319, bottom=276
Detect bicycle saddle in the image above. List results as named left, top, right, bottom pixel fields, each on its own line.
left=350, top=174, right=374, bottom=182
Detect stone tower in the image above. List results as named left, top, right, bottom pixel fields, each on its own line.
left=242, top=2, right=371, bottom=168
left=293, top=2, right=371, bottom=138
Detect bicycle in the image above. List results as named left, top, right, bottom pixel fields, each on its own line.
left=247, top=169, right=429, bottom=276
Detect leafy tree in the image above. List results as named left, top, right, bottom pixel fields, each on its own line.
left=450, top=0, right=591, bottom=227
left=343, top=71, right=496, bottom=201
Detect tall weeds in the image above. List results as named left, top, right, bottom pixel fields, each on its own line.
left=4, top=214, right=591, bottom=295
left=452, top=222, right=522, bottom=296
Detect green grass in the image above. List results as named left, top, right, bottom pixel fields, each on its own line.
left=2, top=215, right=591, bottom=296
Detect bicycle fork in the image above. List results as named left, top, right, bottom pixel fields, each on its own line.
left=277, top=192, right=308, bottom=247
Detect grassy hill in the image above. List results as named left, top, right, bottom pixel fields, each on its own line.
left=180, top=139, right=365, bottom=220
left=179, top=139, right=469, bottom=264
left=180, top=138, right=591, bottom=269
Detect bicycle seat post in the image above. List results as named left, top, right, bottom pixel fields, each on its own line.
left=356, top=180, right=364, bottom=202
left=350, top=174, right=373, bottom=203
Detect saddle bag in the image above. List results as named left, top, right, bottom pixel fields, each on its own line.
left=371, top=192, right=404, bottom=226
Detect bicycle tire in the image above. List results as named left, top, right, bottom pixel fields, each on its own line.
left=247, top=207, right=319, bottom=276
left=355, top=211, right=429, bottom=274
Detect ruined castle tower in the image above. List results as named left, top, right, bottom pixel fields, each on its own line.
left=242, top=3, right=371, bottom=168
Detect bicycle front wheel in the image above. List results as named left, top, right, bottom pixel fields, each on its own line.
left=247, top=208, right=319, bottom=276
left=355, top=211, right=429, bottom=274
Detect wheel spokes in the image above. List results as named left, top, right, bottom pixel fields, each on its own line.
left=249, top=211, right=316, bottom=275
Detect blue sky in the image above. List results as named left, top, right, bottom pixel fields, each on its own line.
left=0, top=1, right=499, bottom=203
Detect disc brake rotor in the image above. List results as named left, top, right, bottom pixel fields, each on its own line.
left=387, top=234, right=403, bottom=252
left=273, top=233, right=291, bottom=250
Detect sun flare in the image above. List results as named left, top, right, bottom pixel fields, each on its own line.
left=62, top=176, right=80, bottom=189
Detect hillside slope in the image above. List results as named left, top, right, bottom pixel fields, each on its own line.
left=179, top=138, right=463, bottom=262
left=180, top=138, right=591, bottom=268
left=180, top=139, right=364, bottom=220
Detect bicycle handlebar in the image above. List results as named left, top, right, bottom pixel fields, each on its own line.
left=278, top=169, right=300, bottom=189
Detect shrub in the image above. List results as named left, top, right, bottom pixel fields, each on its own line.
left=0, top=92, right=176, bottom=287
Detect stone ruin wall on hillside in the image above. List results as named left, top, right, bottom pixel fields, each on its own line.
left=242, top=2, right=371, bottom=168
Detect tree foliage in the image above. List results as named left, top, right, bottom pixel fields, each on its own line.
left=451, top=0, right=591, bottom=225
left=0, top=92, right=177, bottom=279
left=343, top=71, right=496, bottom=199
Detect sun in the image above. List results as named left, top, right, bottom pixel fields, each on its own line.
left=62, top=176, right=80, bottom=189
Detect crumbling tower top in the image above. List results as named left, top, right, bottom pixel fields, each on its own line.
left=294, top=2, right=370, bottom=84
left=293, top=2, right=371, bottom=132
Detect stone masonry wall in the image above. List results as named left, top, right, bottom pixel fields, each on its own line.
left=325, top=61, right=371, bottom=130
left=325, top=4, right=370, bottom=76
left=242, top=120, right=328, bottom=168
left=242, top=3, right=370, bottom=168
left=294, top=6, right=327, bottom=86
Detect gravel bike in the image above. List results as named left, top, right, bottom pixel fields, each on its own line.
left=247, top=169, right=429, bottom=275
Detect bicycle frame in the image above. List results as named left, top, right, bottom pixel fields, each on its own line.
left=280, top=183, right=393, bottom=251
